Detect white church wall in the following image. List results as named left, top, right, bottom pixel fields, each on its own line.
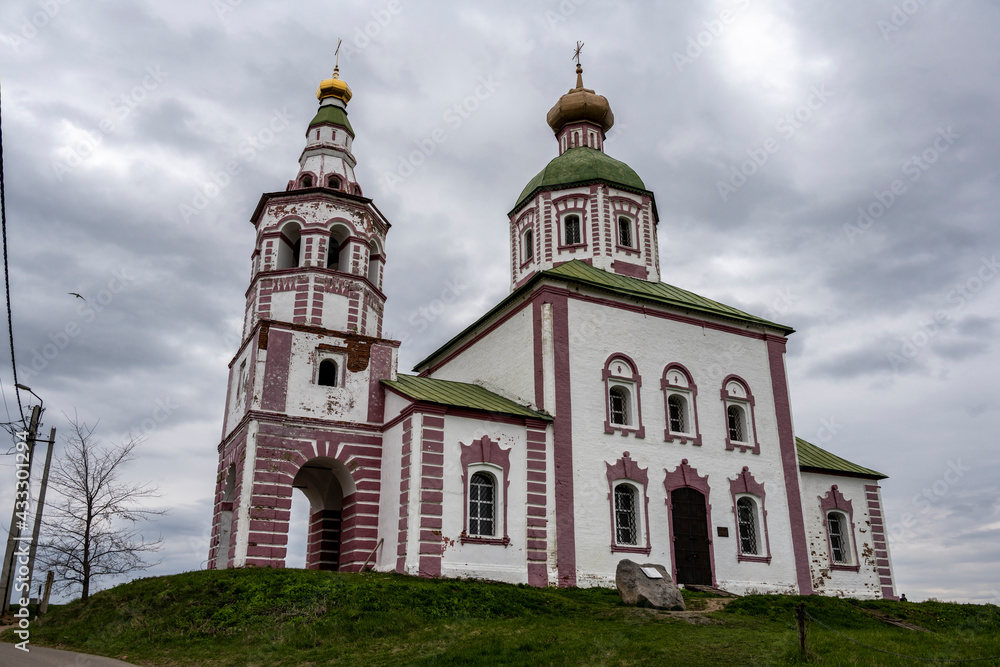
left=321, top=292, right=350, bottom=330
left=437, top=415, right=531, bottom=585
left=429, top=304, right=538, bottom=410
left=374, top=392, right=411, bottom=573
left=563, top=296, right=801, bottom=593
left=283, top=331, right=371, bottom=423
left=800, top=471, right=892, bottom=599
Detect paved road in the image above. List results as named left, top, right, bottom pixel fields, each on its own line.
left=0, top=641, right=141, bottom=666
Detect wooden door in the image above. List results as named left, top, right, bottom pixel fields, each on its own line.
left=671, top=487, right=712, bottom=585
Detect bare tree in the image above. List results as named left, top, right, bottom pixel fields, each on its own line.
left=38, top=417, right=166, bottom=600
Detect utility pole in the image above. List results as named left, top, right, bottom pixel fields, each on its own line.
left=0, top=404, right=41, bottom=614
left=25, top=426, right=56, bottom=599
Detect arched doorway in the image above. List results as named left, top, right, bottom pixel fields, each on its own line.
left=292, top=457, right=357, bottom=570
left=670, top=487, right=712, bottom=586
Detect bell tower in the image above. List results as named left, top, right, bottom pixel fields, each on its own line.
left=208, top=64, right=398, bottom=573
left=508, top=54, right=660, bottom=289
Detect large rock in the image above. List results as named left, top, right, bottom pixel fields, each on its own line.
left=615, top=559, right=685, bottom=610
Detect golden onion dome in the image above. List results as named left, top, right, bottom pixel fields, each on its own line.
left=546, top=64, right=614, bottom=135
left=316, top=66, right=353, bottom=105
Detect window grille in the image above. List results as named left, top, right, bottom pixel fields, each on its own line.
left=469, top=472, right=496, bottom=536
left=564, top=215, right=581, bottom=245
left=609, top=387, right=629, bottom=426
left=727, top=405, right=744, bottom=442
left=618, top=217, right=632, bottom=247
left=668, top=394, right=686, bottom=433
left=737, top=497, right=759, bottom=555
left=318, top=359, right=338, bottom=387
left=524, top=229, right=533, bottom=260
left=828, top=513, right=846, bottom=563
left=614, top=484, right=638, bottom=545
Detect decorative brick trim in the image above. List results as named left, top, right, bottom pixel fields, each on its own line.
left=819, top=485, right=861, bottom=572
left=525, top=424, right=549, bottom=587
left=661, top=363, right=702, bottom=446
left=602, top=353, right=645, bottom=438
left=396, top=417, right=412, bottom=573
left=864, top=483, right=897, bottom=599
left=728, top=466, right=772, bottom=564
left=606, top=452, right=652, bottom=555
left=417, top=413, right=445, bottom=578
left=663, top=459, right=717, bottom=587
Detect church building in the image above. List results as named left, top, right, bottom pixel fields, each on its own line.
left=207, top=59, right=898, bottom=599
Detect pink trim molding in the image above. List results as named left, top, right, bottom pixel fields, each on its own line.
left=728, top=466, right=772, bottom=564
left=661, top=363, right=702, bottom=446
left=819, top=485, right=861, bottom=572
left=460, top=435, right=511, bottom=546
left=606, top=451, right=652, bottom=555
left=602, top=353, right=645, bottom=438
left=720, top=374, right=760, bottom=455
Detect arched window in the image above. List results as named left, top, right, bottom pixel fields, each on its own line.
left=468, top=471, right=496, bottom=537
left=327, top=175, right=341, bottom=190
left=367, top=240, right=381, bottom=285
left=275, top=222, right=301, bottom=270
left=618, top=216, right=632, bottom=248
left=523, top=228, right=533, bottom=261
left=737, top=497, right=759, bottom=556
left=328, top=227, right=350, bottom=271
left=827, top=511, right=850, bottom=564
left=614, top=483, right=638, bottom=546
left=300, top=174, right=313, bottom=188
left=317, top=359, right=338, bottom=387
left=564, top=214, right=581, bottom=245
left=668, top=394, right=687, bottom=434
left=609, top=386, right=630, bottom=426
left=727, top=405, right=745, bottom=443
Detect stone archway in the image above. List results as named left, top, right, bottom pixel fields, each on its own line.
left=292, top=457, right=357, bottom=570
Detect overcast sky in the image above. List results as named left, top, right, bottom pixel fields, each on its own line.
left=1, top=0, right=997, bottom=605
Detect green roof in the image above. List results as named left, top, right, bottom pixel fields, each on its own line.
left=308, top=105, right=354, bottom=135
left=796, top=437, right=886, bottom=479
left=383, top=374, right=550, bottom=420
left=545, top=260, right=793, bottom=334
left=415, top=260, right=792, bottom=372
left=512, top=146, right=649, bottom=214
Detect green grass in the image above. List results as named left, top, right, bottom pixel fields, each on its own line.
left=3, top=568, right=1000, bottom=666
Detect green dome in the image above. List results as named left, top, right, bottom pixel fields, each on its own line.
left=512, top=146, right=647, bottom=213
left=308, top=104, right=354, bottom=136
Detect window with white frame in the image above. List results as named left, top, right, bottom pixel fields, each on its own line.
left=613, top=482, right=639, bottom=546
left=618, top=216, right=633, bottom=248
left=604, top=354, right=644, bottom=437
left=721, top=376, right=759, bottom=453
left=662, top=364, right=701, bottom=445
left=468, top=471, right=497, bottom=537
left=609, top=386, right=631, bottom=426
left=827, top=511, right=851, bottom=565
left=523, top=228, right=534, bottom=262
left=727, top=405, right=746, bottom=443
left=668, top=394, right=689, bottom=434
left=564, top=214, right=582, bottom=246
left=736, top=496, right=761, bottom=556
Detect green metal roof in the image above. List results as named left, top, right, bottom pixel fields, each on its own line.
left=383, top=374, right=550, bottom=420
left=414, top=260, right=792, bottom=372
left=546, top=260, right=793, bottom=334
left=512, top=146, right=649, bottom=214
left=308, top=105, right=354, bottom=135
left=796, top=437, right=887, bottom=479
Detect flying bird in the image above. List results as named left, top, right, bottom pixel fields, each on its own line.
left=68, top=292, right=86, bottom=301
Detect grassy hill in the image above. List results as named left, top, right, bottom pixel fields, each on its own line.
left=3, top=568, right=1000, bottom=665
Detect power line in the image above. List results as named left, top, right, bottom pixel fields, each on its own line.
left=0, top=74, right=26, bottom=426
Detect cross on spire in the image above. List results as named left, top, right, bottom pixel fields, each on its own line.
left=334, top=38, right=343, bottom=72
left=572, top=40, right=584, bottom=65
